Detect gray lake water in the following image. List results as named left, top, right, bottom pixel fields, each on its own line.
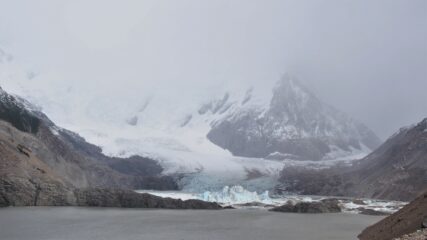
left=0, top=207, right=383, bottom=240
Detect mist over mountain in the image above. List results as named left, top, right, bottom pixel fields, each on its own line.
left=0, top=0, right=426, bottom=140
left=0, top=0, right=425, bottom=191
left=0, top=2, right=426, bottom=239
left=0, top=46, right=379, bottom=159
left=0, top=46, right=384, bottom=192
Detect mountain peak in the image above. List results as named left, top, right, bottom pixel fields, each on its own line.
left=270, top=74, right=318, bottom=112
left=275, top=74, right=311, bottom=93
left=207, top=76, right=381, bottom=161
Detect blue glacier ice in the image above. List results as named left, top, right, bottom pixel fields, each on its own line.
left=199, top=185, right=272, bottom=205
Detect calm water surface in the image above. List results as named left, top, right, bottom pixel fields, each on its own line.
left=0, top=207, right=383, bottom=240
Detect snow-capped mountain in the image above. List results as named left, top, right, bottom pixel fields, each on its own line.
left=0, top=46, right=381, bottom=191
left=207, top=75, right=381, bottom=160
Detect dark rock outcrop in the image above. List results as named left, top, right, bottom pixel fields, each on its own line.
left=0, top=88, right=41, bottom=134
left=270, top=199, right=341, bottom=214
left=358, top=191, right=427, bottom=240
left=74, top=188, right=222, bottom=209
left=0, top=177, right=75, bottom=207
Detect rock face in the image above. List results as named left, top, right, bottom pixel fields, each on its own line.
left=358, top=191, right=427, bottom=240
left=0, top=90, right=40, bottom=134
left=0, top=87, right=180, bottom=207
left=207, top=75, right=381, bottom=161
left=74, top=188, right=222, bottom=209
left=350, top=118, right=427, bottom=201
left=0, top=120, right=76, bottom=206
left=270, top=199, right=341, bottom=214
left=278, top=118, right=427, bottom=201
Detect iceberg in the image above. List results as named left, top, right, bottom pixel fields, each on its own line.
left=199, top=185, right=272, bottom=205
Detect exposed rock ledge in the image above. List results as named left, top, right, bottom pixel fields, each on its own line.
left=0, top=182, right=222, bottom=210
left=74, top=188, right=223, bottom=209
left=269, top=199, right=341, bottom=213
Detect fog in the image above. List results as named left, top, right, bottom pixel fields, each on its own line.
left=0, top=0, right=426, bottom=139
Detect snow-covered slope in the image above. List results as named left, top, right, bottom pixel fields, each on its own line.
left=0, top=47, right=380, bottom=191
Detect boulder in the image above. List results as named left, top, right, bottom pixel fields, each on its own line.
left=353, top=199, right=367, bottom=205
left=320, top=198, right=342, bottom=212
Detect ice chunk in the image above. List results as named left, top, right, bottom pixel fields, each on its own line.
left=199, top=185, right=272, bottom=205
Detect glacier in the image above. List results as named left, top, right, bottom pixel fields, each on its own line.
left=138, top=185, right=407, bottom=214
left=0, top=46, right=378, bottom=191
left=137, top=185, right=278, bottom=205
left=137, top=186, right=275, bottom=205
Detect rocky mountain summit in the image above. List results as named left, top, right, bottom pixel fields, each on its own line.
left=207, top=75, right=381, bottom=161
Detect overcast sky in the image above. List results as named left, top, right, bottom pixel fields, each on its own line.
left=0, top=0, right=426, bottom=139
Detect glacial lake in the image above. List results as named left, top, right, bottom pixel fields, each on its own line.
left=0, top=207, right=383, bottom=240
